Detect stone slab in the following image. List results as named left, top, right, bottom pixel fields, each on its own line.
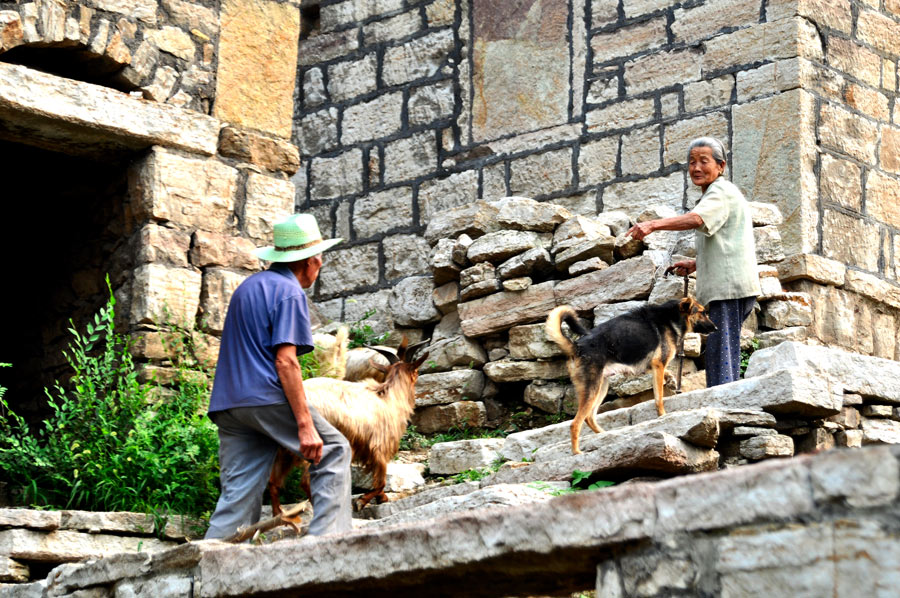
left=0, top=509, right=60, bottom=530
left=458, top=281, right=557, bottom=337
left=746, top=341, right=900, bottom=404
left=482, top=359, right=568, bottom=383
left=554, top=256, right=656, bottom=312
left=0, top=529, right=174, bottom=562
left=0, top=63, right=219, bottom=156
left=484, top=432, right=719, bottom=487
left=428, top=439, right=506, bottom=475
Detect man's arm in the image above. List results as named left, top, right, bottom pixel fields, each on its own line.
left=275, top=343, right=323, bottom=464
left=626, top=212, right=704, bottom=241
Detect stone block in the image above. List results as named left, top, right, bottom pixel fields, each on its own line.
left=200, top=269, right=246, bottom=334
left=508, top=323, right=565, bottom=360
left=759, top=294, right=812, bottom=329
left=297, top=28, right=358, bottom=67
left=424, top=200, right=502, bottom=245
left=384, top=130, right=438, bottom=184
left=864, top=169, right=900, bottom=229
left=0, top=508, right=60, bottom=530
left=585, top=97, right=655, bottom=133
left=819, top=101, right=879, bottom=164
left=316, top=243, right=379, bottom=296
left=214, top=0, right=299, bottom=138
left=591, top=17, right=667, bottom=64
left=130, top=264, right=202, bottom=326
left=497, top=247, right=553, bottom=280
left=328, top=54, right=377, bottom=102
left=822, top=209, right=881, bottom=272
left=353, top=188, right=414, bottom=239
left=242, top=174, right=295, bottom=244
left=389, top=276, right=441, bottom=327
left=189, top=230, right=259, bottom=271
left=554, top=236, right=616, bottom=271
left=861, top=417, right=900, bottom=444
left=733, top=89, right=818, bottom=255
left=684, top=75, right=734, bottom=114
left=431, top=238, right=460, bottom=286
left=418, top=170, right=480, bottom=223
left=862, top=405, right=893, bottom=418
left=0, top=529, right=173, bottom=563
left=703, top=17, right=822, bottom=75
left=776, top=253, right=845, bottom=285
left=411, top=401, right=486, bottom=434
left=601, top=172, right=683, bottom=219
left=501, top=277, right=530, bottom=292
left=415, top=369, right=485, bottom=407
left=0, top=555, right=28, bottom=582
left=835, top=429, right=863, bottom=448
left=483, top=359, right=567, bottom=383
left=746, top=341, right=900, bottom=403
left=486, top=432, right=718, bottom=487
left=424, top=336, right=487, bottom=372
left=467, top=230, right=544, bottom=264
left=428, top=439, right=505, bottom=475
left=431, top=281, right=462, bottom=316
left=408, top=79, right=454, bottom=126
left=671, top=0, right=760, bottom=44
left=627, top=48, right=702, bottom=95
left=578, top=136, right=619, bottom=186
left=494, top=197, right=572, bottom=233
left=755, top=326, right=808, bottom=349
left=739, top=434, right=794, bottom=459
left=432, top=310, right=462, bottom=343
left=296, top=107, right=339, bottom=156
left=342, top=92, right=403, bottom=145
left=133, top=224, right=191, bottom=267
left=459, top=262, right=496, bottom=289
left=302, top=67, right=327, bottom=107
left=523, top=381, right=567, bottom=414
left=554, top=255, right=656, bottom=312
left=218, top=127, right=300, bottom=174
left=384, top=29, right=453, bottom=81
left=458, top=281, right=556, bottom=337
left=129, top=148, right=237, bottom=232
left=310, top=149, right=364, bottom=200
left=384, top=234, right=430, bottom=280
left=508, top=148, right=574, bottom=198
left=754, top=225, right=785, bottom=263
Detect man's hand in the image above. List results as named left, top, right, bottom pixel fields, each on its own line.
left=670, top=259, right=696, bottom=276
left=275, top=343, right=324, bottom=465
left=297, top=420, right=323, bottom=465
left=626, top=220, right=656, bottom=241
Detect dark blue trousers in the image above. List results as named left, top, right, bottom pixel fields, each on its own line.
left=705, top=296, right=756, bottom=387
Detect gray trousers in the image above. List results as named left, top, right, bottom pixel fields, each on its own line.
left=204, top=403, right=352, bottom=539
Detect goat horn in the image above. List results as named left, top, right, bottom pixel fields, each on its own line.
left=405, top=339, right=431, bottom=361
left=366, top=345, right=399, bottom=365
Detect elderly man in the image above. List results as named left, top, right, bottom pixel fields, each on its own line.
left=627, top=137, right=760, bottom=387
left=204, top=213, right=351, bottom=539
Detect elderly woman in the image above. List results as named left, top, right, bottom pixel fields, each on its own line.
left=626, top=137, right=760, bottom=387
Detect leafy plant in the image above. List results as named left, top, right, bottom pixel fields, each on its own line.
left=571, top=469, right=615, bottom=491
left=449, top=457, right=505, bottom=484
left=0, top=278, right=219, bottom=522
left=298, top=351, right=320, bottom=379
left=346, top=308, right=390, bottom=349
left=739, top=338, right=760, bottom=377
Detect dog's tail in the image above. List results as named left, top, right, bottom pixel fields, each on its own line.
left=545, top=305, right=588, bottom=358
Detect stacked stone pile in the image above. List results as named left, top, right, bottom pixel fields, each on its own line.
left=407, top=196, right=790, bottom=433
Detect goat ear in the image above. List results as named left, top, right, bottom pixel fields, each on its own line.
left=396, top=335, right=410, bottom=360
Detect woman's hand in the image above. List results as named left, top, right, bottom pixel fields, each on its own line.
left=670, top=259, right=696, bottom=276
left=626, top=221, right=656, bottom=241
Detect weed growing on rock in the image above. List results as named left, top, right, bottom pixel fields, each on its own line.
left=347, top=308, right=390, bottom=349
left=0, top=278, right=219, bottom=521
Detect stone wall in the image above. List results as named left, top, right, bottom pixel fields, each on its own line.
left=294, top=0, right=900, bottom=359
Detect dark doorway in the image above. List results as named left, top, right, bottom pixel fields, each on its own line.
left=0, top=140, right=135, bottom=420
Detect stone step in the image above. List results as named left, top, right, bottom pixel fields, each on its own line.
left=361, top=482, right=568, bottom=529
left=746, top=341, right=900, bottom=403
left=0, top=529, right=175, bottom=563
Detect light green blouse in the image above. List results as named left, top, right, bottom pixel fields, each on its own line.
left=690, top=177, right=761, bottom=306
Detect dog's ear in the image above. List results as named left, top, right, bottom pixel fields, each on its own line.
left=678, top=298, right=692, bottom=314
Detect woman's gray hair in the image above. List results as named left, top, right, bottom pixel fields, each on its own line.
left=688, top=137, right=727, bottom=165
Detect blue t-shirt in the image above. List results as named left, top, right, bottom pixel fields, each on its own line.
left=208, top=264, right=315, bottom=413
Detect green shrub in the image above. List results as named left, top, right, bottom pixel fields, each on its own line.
left=0, top=279, right=219, bottom=521
left=346, top=308, right=390, bottom=349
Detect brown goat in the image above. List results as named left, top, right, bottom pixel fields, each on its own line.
left=268, top=338, right=428, bottom=516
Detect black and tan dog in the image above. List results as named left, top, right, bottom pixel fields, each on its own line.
left=546, top=298, right=717, bottom=454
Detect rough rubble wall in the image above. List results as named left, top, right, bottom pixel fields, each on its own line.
left=294, top=0, right=900, bottom=359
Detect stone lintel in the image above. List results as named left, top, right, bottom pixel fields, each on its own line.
left=0, top=63, right=219, bottom=157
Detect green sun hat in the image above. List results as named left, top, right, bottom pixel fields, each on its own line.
left=254, top=213, right=343, bottom=263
